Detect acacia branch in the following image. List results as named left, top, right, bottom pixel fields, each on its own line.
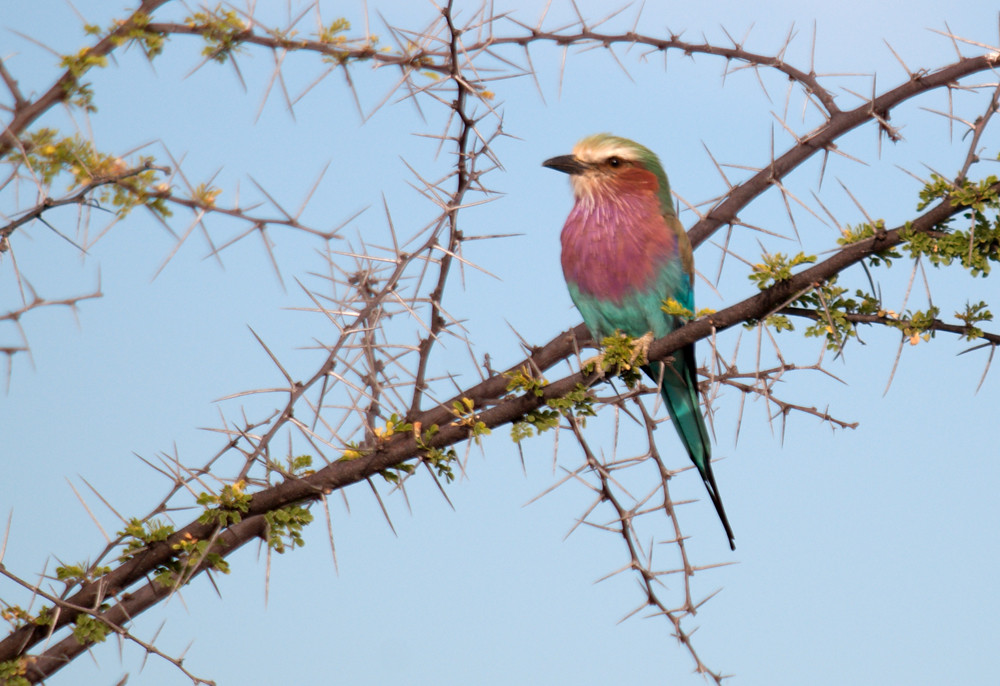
left=4, top=8, right=1000, bottom=683
left=0, top=0, right=174, bottom=157
left=408, top=0, right=477, bottom=416
left=780, top=306, right=1000, bottom=345
left=0, top=162, right=169, bottom=242
left=563, top=415, right=726, bottom=684
left=687, top=53, right=1000, bottom=248
left=0, top=176, right=978, bottom=681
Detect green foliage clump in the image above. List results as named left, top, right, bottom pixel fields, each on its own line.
left=506, top=366, right=595, bottom=443
left=414, top=423, right=458, bottom=482
left=319, top=18, right=379, bottom=65
left=796, top=281, right=882, bottom=350
left=62, top=13, right=165, bottom=109
left=505, top=366, right=547, bottom=397
left=661, top=298, right=717, bottom=322
left=85, top=11, right=166, bottom=58
left=376, top=462, right=414, bottom=484
left=337, top=414, right=460, bottom=484
left=197, top=481, right=251, bottom=527
left=268, top=453, right=315, bottom=479
left=57, top=49, right=105, bottom=110
left=8, top=128, right=170, bottom=218
left=117, top=517, right=175, bottom=563
left=746, top=251, right=889, bottom=348
left=115, top=516, right=229, bottom=589
left=510, top=409, right=560, bottom=443
left=954, top=301, right=994, bottom=340
left=71, top=613, right=111, bottom=645
left=890, top=306, right=940, bottom=345
left=748, top=251, right=817, bottom=289
left=660, top=297, right=693, bottom=319
left=55, top=563, right=111, bottom=585
left=0, top=657, right=31, bottom=686
left=265, top=505, right=313, bottom=554
left=449, top=397, right=491, bottom=442
left=751, top=172, right=1000, bottom=350
left=0, top=604, right=52, bottom=632
left=319, top=18, right=352, bottom=43
left=899, top=173, right=1000, bottom=277
left=186, top=6, right=250, bottom=63
left=153, top=534, right=230, bottom=588
left=58, top=48, right=107, bottom=79
left=837, top=220, right=902, bottom=266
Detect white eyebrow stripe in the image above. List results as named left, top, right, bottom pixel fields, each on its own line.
left=572, top=141, right=639, bottom=164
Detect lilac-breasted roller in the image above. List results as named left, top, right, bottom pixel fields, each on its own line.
left=543, top=133, right=735, bottom=550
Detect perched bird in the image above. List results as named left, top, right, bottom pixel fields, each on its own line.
left=543, top=133, right=735, bottom=550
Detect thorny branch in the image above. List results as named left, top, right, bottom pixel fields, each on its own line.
left=0, top=0, right=173, bottom=155
left=781, top=306, right=1000, bottom=347
left=0, top=177, right=988, bottom=683
left=2, top=2, right=1000, bottom=684
left=0, top=161, right=169, bottom=243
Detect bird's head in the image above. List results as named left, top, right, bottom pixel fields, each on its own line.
left=542, top=133, right=674, bottom=214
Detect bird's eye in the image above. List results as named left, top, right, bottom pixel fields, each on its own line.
left=607, top=156, right=622, bottom=167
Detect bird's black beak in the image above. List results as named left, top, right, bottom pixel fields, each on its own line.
left=542, top=154, right=587, bottom=176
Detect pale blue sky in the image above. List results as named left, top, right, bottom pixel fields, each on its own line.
left=2, top=1, right=998, bottom=684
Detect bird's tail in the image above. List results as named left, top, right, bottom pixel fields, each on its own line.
left=645, top=347, right=736, bottom=550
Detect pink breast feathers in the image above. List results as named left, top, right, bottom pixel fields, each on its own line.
left=560, top=175, right=675, bottom=302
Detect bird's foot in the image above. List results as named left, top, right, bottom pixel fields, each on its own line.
left=582, top=351, right=607, bottom=378
left=582, top=332, right=653, bottom=378
left=629, top=332, right=654, bottom=366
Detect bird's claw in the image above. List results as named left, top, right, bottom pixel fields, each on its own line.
left=582, top=332, right=654, bottom=378
left=629, top=332, right=654, bottom=366
left=582, top=351, right=607, bottom=378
